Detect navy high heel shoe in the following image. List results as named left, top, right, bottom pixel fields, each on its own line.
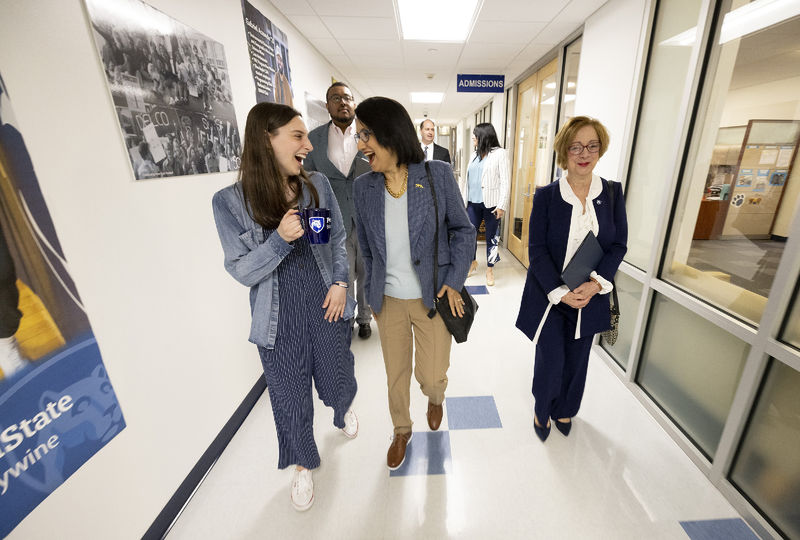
left=534, top=415, right=551, bottom=442
left=555, top=419, right=572, bottom=436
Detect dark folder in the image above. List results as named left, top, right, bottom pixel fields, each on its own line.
left=560, top=231, right=604, bottom=290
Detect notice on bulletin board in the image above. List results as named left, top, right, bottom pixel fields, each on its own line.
left=759, top=147, right=778, bottom=165
left=776, top=146, right=793, bottom=168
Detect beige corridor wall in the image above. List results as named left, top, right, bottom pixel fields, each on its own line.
left=0, top=0, right=349, bottom=537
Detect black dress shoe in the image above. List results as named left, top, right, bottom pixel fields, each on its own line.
left=555, top=419, right=572, bottom=436
left=534, top=415, right=550, bottom=442
left=358, top=323, right=371, bottom=339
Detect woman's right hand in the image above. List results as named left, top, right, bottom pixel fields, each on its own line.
left=561, top=290, right=590, bottom=309
left=277, top=208, right=304, bottom=242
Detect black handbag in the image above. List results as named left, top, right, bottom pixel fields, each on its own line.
left=424, top=162, right=478, bottom=343
left=600, top=179, right=620, bottom=345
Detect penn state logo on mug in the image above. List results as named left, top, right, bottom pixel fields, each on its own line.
left=309, top=216, right=325, bottom=233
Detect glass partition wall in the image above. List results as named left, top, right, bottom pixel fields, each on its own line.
left=595, top=1, right=800, bottom=538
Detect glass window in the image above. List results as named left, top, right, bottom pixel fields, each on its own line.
left=600, top=271, right=644, bottom=369
left=625, top=0, right=705, bottom=270
left=782, top=282, right=800, bottom=349
left=730, top=360, right=800, bottom=539
left=554, top=37, right=582, bottom=182
left=637, top=293, right=749, bottom=457
left=662, top=9, right=800, bottom=325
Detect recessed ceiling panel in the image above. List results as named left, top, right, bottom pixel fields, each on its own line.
left=323, top=16, right=399, bottom=40
left=469, top=20, right=548, bottom=43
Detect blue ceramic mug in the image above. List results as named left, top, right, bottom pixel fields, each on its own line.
left=301, top=208, right=330, bottom=244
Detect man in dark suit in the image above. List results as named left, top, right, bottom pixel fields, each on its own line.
left=304, top=82, right=373, bottom=338
left=419, top=119, right=450, bottom=163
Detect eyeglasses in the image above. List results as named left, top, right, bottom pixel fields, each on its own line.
left=568, top=141, right=601, bottom=155
left=328, top=94, right=355, bottom=104
left=353, top=129, right=373, bottom=143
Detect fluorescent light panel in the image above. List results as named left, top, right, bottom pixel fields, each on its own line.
left=411, top=92, right=444, bottom=103
left=398, top=0, right=480, bottom=41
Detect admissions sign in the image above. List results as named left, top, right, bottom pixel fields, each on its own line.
left=456, top=74, right=505, bottom=93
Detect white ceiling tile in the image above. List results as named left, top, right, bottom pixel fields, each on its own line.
left=535, top=20, right=581, bottom=43
left=478, top=0, right=568, bottom=22
left=555, top=0, right=608, bottom=23
left=347, top=51, right=404, bottom=67
left=322, top=16, right=399, bottom=40
left=307, top=0, right=395, bottom=18
left=287, top=15, right=334, bottom=39
left=269, top=0, right=315, bottom=16
left=336, top=39, right=402, bottom=58
left=518, top=41, right=558, bottom=63
left=308, top=38, right=346, bottom=56
left=459, top=42, right=521, bottom=69
left=469, top=20, right=548, bottom=44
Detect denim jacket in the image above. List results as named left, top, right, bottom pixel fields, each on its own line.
left=212, top=172, right=354, bottom=349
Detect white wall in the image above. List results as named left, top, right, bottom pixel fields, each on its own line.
left=574, top=0, right=648, bottom=181
left=0, top=0, right=347, bottom=536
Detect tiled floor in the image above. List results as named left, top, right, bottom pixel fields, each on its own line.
left=168, top=248, right=756, bottom=539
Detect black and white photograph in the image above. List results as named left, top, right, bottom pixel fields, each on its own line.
left=85, top=0, right=241, bottom=180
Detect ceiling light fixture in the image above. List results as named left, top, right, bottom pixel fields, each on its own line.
left=398, top=0, right=481, bottom=41
left=411, top=92, right=444, bottom=103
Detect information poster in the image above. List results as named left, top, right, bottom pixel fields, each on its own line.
left=242, top=0, right=294, bottom=106
left=85, top=0, right=241, bottom=180
left=0, top=73, right=125, bottom=537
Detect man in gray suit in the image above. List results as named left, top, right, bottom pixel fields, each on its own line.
left=304, top=82, right=373, bottom=338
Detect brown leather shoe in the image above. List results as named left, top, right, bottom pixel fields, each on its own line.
left=387, top=432, right=412, bottom=470
left=427, top=401, right=443, bottom=431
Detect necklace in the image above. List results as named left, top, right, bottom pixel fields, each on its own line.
left=384, top=167, right=408, bottom=198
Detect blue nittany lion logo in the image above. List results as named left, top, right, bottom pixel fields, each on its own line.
left=309, top=216, right=325, bottom=233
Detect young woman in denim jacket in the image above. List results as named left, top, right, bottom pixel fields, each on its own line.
left=212, top=103, right=358, bottom=512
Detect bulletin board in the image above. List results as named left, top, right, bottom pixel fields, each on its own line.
left=721, top=119, right=800, bottom=238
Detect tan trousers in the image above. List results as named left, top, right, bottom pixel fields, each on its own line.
left=374, top=296, right=452, bottom=435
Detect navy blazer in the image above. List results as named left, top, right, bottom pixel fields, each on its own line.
left=516, top=178, right=627, bottom=340
left=304, top=121, right=372, bottom=234
left=353, top=160, right=476, bottom=314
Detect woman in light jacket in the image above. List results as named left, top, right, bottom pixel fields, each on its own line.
left=515, top=116, right=627, bottom=442
left=352, top=97, right=475, bottom=471
left=462, top=123, right=510, bottom=286
left=212, top=103, right=358, bottom=511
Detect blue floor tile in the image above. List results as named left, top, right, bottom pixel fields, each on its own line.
left=680, top=518, right=759, bottom=540
left=465, top=285, right=489, bottom=295
left=446, top=396, right=502, bottom=430
left=389, top=431, right=451, bottom=477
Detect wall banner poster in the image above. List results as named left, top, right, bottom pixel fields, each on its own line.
left=242, top=0, right=294, bottom=106
left=0, top=73, right=126, bottom=537
left=85, top=0, right=242, bottom=180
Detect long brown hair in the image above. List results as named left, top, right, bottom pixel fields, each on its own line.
left=238, top=102, right=319, bottom=229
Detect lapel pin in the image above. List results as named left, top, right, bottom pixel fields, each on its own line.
left=596, top=200, right=602, bottom=205
left=415, top=183, right=424, bottom=189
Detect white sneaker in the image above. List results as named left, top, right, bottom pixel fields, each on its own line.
left=291, top=468, right=314, bottom=511
left=0, top=336, right=27, bottom=379
left=342, top=409, right=358, bottom=439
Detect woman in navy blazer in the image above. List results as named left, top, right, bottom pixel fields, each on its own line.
left=516, top=116, right=627, bottom=441
left=352, top=97, right=475, bottom=470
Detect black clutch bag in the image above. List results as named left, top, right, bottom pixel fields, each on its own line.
left=424, top=162, right=478, bottom=344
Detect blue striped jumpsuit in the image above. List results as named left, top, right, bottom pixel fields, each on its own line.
left=258, top=234, right=357, bottom=470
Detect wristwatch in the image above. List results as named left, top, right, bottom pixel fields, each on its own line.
left=334, top=281, right=348, bottom=289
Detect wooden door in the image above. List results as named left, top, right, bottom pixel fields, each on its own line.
left=508, top=58, right=558, bottom=267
